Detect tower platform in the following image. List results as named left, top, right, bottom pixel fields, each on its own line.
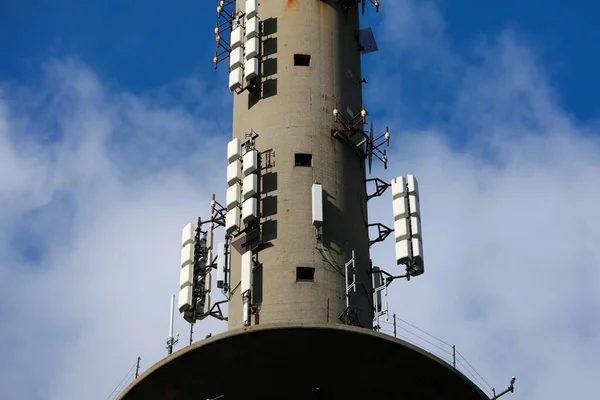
left=118, top=324, right=489, bottom=399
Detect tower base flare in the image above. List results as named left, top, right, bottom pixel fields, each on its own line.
left=118, top=324, right=489, bottom=400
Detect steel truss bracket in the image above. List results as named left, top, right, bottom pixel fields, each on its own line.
left=323, top=0, right=380, bottom=15
left=373, top=268, right=410, bottom=289
left=331, top=103, right=389, bottom=173
left=365, top=178, right=391, bottom=201
left=207, top=300, right=228, bottom=322
left=368, top=223, right=392, bottom=247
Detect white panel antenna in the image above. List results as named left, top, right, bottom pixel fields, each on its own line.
left=244, top=58, right=259, bottom=82
left=242, top=197, right=258, bottom=223
left=411, top=238, right=423, bottom=260
left=391, top=176, right=407, bottom=199
left=409, top=194, right=420, bottom=217
left=226, top=183, right=242, bottom=210
left=242, top=173, right=258, bottom=200
left=181, top=223, right=195, bottom=247
left=181, top=242, right=194, bottom=267
left=204, top=292, right=211, bottom=315
left=245, top=37, right=260, bottom=60
left=395, top=240, right=410, bottom=265
left=230, top=25, right=243, bottom=50
left=407, top=175, right=418, bottom=195
left=242, top=149, right=258, bottom=176
left=229, top=47, right=244, bottom=70
left=312, top=183, right=324, bottom=227
left=241, top=250, right=253, bottom=295
left=245, top=16, right=259, bottom=39
left=227, top=138, right=242, bottom=163
left=241, top=249, right=253, bottom=326
left=227, top=160, right=242, bottom=186
left=229, top=68, right=243, bottom=92
left=178, top=285, right=193, bottom=313
left=205, top=249, right=213, bottom=267
left=410, top=216, right=422, bottom=238
left=225, top=207, right=241, bottom=234
left=179, top=265, right=193, bottom=289
left=391, top=175, right=424, bottom=276
left=393, top=217, right=410, bottom=241
left=243, top=302, right=250, bottom=326
left=246, top=0, right=258, bottom=19
left=204, top=270, right=212, bottom=292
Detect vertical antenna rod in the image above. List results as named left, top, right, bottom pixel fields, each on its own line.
left=165, top=295, right=179, bottom=355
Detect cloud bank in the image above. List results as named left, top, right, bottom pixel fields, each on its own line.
left=1, top=2, right=599, bottom=399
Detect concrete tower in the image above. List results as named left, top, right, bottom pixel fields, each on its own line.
left=118, top=1, right=516, bottom=399
left=227, top=0, right=372, bottom=330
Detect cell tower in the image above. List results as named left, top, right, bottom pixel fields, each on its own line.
left=118, top=1, right=515, bottom=399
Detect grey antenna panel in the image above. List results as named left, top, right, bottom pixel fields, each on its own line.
left=358, top=27, right=379, bottom=54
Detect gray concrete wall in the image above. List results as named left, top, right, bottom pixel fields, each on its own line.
left=228, top=0, right=373, bottom=330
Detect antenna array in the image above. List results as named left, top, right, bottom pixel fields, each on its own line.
left=213, top=0, right=261, bottom=94
left=177, top=131, right=261, bottom=332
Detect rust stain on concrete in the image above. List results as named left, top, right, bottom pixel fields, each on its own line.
left=286, top=0, right=298, bottom=8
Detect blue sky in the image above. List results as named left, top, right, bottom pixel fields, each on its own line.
left=1, top=1, right=600, bottom=399
left=3, top=0, right=600, bottom=122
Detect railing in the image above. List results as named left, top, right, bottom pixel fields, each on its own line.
left=108, top=304, right=496, bottom=399
left=376, top=313, right=495, bottom=397
left=106, top=357, right=141, bottom=400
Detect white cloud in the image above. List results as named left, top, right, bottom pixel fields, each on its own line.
left=1, top=5, right=599, bottom=400
left=0, top=59, right=228, bottom=400
left=367, top=27, right=600, bottom=399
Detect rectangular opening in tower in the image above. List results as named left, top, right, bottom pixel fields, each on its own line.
left=295, top=153, right=312, bottom=167
left=296, top=267, right=315, bottom=282
left=294, top=54, right=311, bottom=67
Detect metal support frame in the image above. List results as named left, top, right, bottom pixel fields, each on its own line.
left=371, top=267, right=389, bottom=329
left=243, top=129, right=260, bottom=152
left=491, top=377, right=516, bottom=400
left=338, top=251, right=362, bottom=326
left=331, top=103, right=389, bottom=173
left=368, top=223, right=393, bottom=247
left=365, top=177, right=391, bottom=201
left=366, top=121, right=389, bottom=173
left=242, top=255, right=256, bottom=327
left=323, top=0, right=380, bottom=15
left=183, top=208, right=230, bottom=324
left=213, top=0, right=239, bottom=69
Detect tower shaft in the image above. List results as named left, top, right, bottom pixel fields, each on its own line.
left=228, top=1, right=373, bottom=329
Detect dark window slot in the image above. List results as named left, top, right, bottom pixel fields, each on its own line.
left=295, top=153, right=312, bottom=167
left=294, top=54, right=311, bottom=66
left=296, top=267, right=315, bottom=282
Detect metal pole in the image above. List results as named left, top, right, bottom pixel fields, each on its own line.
left=393, top=313, right=397, bottom=338
left=452, top=345, right=456, bottom=368
left=190, top=322, right=194, bottom=345
left=135, top=357, right=141, bottom=379
left=166, top=295, right=178, bottom=355
left=169, top=295, right=175, bottom=339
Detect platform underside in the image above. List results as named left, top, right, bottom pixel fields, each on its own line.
left=119, top=324, right=489, bottom=400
